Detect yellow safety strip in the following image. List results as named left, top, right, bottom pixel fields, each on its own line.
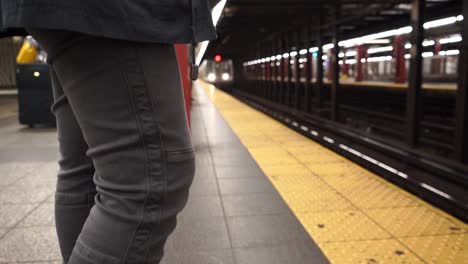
left=199, top=82, right=467, bottom=264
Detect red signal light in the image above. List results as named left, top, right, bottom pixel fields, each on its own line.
left=214, top=55, right=222, bottom=62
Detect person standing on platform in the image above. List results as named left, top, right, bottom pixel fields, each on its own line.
left=0, top=0, right=217, bottom=263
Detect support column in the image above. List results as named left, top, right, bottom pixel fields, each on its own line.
left=305, top=24, right=312, bottom=112
left=316, top=8, right=324, bottom=110
left=432, top=40, right=442, bottom=75
left=395, top=35, right=407, bottom=84
left=331, top=2, right=340, bottom=121
left=355, top=45, right=365, bottom=82
left=295, top=31, right=302, bottom=110
left=406, top=0, right=425, bottom=146
left=455, top=0, right=468, bottom=163
left=286, top=32, right=292, bottom=106
left=273, top=36, right=279, bottom=102
left=280, top=34, right=286, bottom=104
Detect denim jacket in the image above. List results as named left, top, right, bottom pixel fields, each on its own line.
left=0, top=0, right=217, bottom=43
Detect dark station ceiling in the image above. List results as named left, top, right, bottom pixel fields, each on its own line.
left=205, top=0, right=462, bottom=61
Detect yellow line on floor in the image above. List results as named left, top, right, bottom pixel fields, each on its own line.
left=198, top=82, right=467, bottom=264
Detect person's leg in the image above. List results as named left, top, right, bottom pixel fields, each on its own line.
left=49, top=67, right=97, bottom=263
left=28, top=29, right=195, bottom=263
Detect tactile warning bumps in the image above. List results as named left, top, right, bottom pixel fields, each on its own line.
left=401, top=234, right=468, bottom=264
left=365, top=207, right=467, bottom=237
left=201, top=82, right=468, bottom=264
left=321, top=239, right=426, bottom=264
left=298, top=210, right=391, bottom=242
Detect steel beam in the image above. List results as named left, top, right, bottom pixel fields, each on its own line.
left=455, top=1, right=468, bottom=163
left=406, top=0, right=425, bottom=147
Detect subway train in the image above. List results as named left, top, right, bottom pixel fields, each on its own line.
left=199, top=57, right=234, bottom=83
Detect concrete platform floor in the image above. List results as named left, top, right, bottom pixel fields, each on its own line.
left=0, top=86, right=328, bottom=263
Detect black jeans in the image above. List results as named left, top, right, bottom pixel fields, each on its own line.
left=27, top=29, right=196, bottom=264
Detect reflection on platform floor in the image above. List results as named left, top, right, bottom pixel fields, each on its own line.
left=200, top=81, right=467, bottom=264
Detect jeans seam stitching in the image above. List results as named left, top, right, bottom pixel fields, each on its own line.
left=121, top=47, right=151, bottom=263
left=135, top=44, right=168, bottom=260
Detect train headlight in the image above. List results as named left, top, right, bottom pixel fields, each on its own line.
left=208, top=73, right=216, bottom=82
left=222, top=73, right=230, bottom=80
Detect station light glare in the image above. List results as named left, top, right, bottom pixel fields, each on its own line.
left=323, top=43, right=334, bottom=50
left=367, top=56, right=392, bottom=62
left=367, top=46, right=393, bottom=54
left=422, top=40, right=435, bottom=46
left=439, top=35, right=462, bottom=44
left=439, top=49, right=460, bottom=56
left=422, top=52, right=434, bottom=57
left=423, top=16, right=459, bottom=29
left=207, top=73, right=216, bottom=82
left=242, top=14, right=465, bottom=68
left=309, top=47, right=319, bottom=53
left=345, top=51, right=357, bottom=57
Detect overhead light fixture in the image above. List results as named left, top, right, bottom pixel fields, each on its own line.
left=309, top=47, right=319, bottom=53
left=422, top=52, right=434, bottom=57
left=323, top=43, right=334, bottom=50
left=367, top=46, right=393, bottom=54
left=439, top=35, right=462, bottom=44
left=422, top=40, right=435, bottom=46
left=439, top=50, right=460, bottom=56
left=367, top=56, right=392, bottom=62
left=423, top=16, right=459, bottom=29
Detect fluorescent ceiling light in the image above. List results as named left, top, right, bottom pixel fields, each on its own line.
left=323, top=43, right=334, bottom=50
left=309, top=47, right=319, bottom=53
left=424, top=16, right=458, bottom=29
left=439, top=49, right=460, bottom=56
left=422, top=52, right=434, bottom=57
left=439, top=35, right=462, bottom=44
left=422, top=40, right=435, bottom=46
left=367, top=46, right=393, bottom=54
